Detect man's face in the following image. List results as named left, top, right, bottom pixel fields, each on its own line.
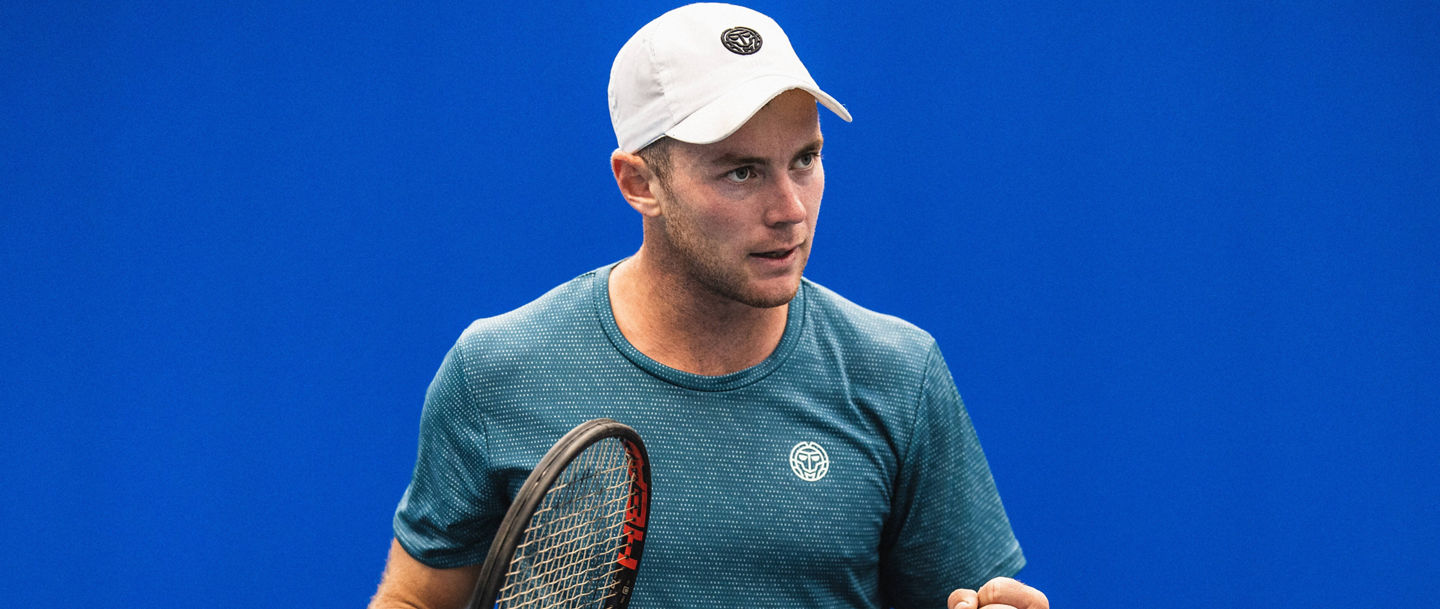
left=649, top=89, right=825, bottom=309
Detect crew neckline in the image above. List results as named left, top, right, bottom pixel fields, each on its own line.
left=592, top=260, right=806, bottom=392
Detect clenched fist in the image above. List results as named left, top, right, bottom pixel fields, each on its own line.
left=948, top=577, right=1048, bottom=609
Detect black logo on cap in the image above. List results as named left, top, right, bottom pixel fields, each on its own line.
left=721, top=27, right=763, bottom=55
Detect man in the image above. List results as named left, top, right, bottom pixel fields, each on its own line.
left=370, top=4, right=1047, bottom=608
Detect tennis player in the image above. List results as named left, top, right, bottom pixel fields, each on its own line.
left=371, top=4, right=1047, bottom=608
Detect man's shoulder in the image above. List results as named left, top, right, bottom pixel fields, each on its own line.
left=454, top=268, right=601, bottom=353
left=801, top=278, right=939, bottom=359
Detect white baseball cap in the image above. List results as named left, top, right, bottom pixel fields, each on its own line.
left=608, top=3, right=853, bottom=153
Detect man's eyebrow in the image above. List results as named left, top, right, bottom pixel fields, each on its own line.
left=708, top=152, right=769, bottom=167
left=705, top=138, right=825, bottom=167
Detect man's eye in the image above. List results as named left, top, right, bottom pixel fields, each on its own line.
left=794, top=152, right=819, bottom=169
left=726, top=167, right=755, bottom=183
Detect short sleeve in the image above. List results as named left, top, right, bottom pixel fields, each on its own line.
left=878, top=343, right=1025, bottom=609
left=392, top=339, right=504, bottom=568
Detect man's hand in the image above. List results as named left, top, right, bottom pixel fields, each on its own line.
left=947, top=577, right=1049, bottom=609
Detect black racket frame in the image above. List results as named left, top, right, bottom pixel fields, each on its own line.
left=469, top=418, right=651, bottom=609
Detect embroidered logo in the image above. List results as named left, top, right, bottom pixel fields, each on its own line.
left=789, top=441, right=829, bottom=481
left=721, top=26, right=763, bottom=55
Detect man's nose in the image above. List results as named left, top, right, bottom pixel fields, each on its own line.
left=763, top=174, right=808, bottom=226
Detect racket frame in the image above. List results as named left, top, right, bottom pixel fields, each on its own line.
left=469, top=418, right=651, bottom=609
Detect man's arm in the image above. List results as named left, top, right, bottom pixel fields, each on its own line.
left=369, top=538, right=481, bottom=609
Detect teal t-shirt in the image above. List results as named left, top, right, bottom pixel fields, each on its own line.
left=394, top=263, right=1024, bottom=609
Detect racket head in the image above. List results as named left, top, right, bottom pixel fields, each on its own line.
left=470, top=418, right=651, bottom=609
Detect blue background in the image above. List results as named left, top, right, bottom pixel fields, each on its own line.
left=4, top=1, right=1437, bottom=606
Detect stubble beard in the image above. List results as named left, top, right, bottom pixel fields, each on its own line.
left=657, top=201, right=806, bottom=311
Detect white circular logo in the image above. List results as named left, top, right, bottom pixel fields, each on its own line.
left=789, top=441, right=829, bottom=481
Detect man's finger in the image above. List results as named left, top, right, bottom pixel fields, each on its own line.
left=947, top=588, right=978, bottom=609
left=977, top=577, right=1049, bottom=609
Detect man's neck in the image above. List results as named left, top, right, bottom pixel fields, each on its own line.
left=608, top=253, right=790, bottom=376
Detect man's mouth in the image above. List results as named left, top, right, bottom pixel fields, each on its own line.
left=751, top=247, right=796, bottom=259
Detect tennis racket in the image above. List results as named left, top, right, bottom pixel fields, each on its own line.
left=469, top=418, right=652, bottom=609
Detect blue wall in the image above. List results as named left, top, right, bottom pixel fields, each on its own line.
left=4, top=1, right=1436, bottom=606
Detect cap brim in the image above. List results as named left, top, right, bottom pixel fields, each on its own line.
left=664, top=74, right=852, bottom=145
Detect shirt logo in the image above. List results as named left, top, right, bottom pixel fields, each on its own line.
left=721, top=26, right=763, bottom=55
left=789, top=441, right=829, bottom=481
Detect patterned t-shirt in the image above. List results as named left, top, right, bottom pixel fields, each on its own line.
left=394, top=262, right=1024, bottom=609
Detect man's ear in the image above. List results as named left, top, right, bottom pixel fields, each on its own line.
left=611, top=150, right=663, bottom=218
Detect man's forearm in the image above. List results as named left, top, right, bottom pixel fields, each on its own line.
left=369, top=539, right=479, bottom=609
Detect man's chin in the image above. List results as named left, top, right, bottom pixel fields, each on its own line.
left=737, top=278, right=802, bottom=309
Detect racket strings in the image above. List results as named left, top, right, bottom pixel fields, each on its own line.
left=525, top=461, right=630, bottom=522
left=509, top=492, right=629, bottom=571
left=500, top=444, right=628, bottom=608
left=496, top=437, right=634, bottom=609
